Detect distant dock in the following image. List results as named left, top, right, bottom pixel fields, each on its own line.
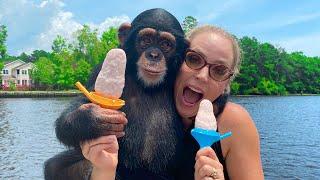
left=0, top=90, right=82, bottom=98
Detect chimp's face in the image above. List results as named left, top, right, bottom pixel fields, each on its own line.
left=135, top=28, right=177, bottom=86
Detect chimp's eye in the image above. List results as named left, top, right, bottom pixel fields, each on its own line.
left=140, top=36, right=152, bottom=48
left=160, top=40, right=172, bottom=52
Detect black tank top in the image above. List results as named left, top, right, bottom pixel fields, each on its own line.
left=176, top=94, right=230, bottom=180
left=212, top=129, right=230, bottom=180
left=213, top=93, right=230, bottom=179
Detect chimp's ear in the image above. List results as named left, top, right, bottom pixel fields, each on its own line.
left=118, top=22, right=131, bottom=47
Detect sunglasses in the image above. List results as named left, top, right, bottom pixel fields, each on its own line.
left=185, top=49, right=234, bottom=82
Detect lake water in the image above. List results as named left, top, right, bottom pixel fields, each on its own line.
left=0, top=96, right=319, bottom=179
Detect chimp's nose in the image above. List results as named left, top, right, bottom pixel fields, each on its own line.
left=150, top=51, right=159, bottom=58
left=145, top=48, right=163, bottom=62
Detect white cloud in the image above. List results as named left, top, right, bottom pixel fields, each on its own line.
left=39, top=0, right=49, bottom=8
left=196, top=0, right=244, bottom=22
left=34, top=11, right=83, bottom=54
left=246, top=12, right=320, bottom=30
left=271, top=33, right=320, bottom=57
left=1, top=0, right=129, bottom=55
left=283, top=12, right=320, bottom=26
left=34, top=13, right=129, bottom=55
left=88, top=15, right=130, bottom=37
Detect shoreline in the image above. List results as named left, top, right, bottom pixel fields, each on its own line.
left=0, top=90, right=82, bottom=98
left=232, top=94, right=320, bottom=97
left=0, top=90, right=319, bottom=98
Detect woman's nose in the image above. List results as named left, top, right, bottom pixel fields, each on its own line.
left=195, top=65, right=210, bottom=82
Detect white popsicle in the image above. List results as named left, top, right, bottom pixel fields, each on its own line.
left=95, top=48, right=127, bottom=98
left=195, top=99, right=217, bottom=131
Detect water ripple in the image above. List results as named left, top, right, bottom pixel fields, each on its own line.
left=0, top=96, right=320, bottom=179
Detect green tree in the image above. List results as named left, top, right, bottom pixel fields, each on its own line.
left=286, top=52, right=320, bottom=94
left=74, top=25, right=101, bottom=66
left=18, top=52, right=33, bottom=62
left=8, top=80, right=16, bottom=91
left=182, top=16, right=198, bottom=33
left=52, top=52, right=75, bottom=89
left=236, top=36, right=260, bottom=94
left=31, top=57, right=55, bottom=89
left=257, top=78, right=286, bottom=95
left=74, top=59, right=92, bottom=84
left=0, top=25, right=8, bottom=59
left=29, top=50, right=51, bottom=62
left=0, top=61, right=3, bottom=71
left=101, top=27, right=119, bottom=54
left=52, top=35, right=68, bottom=53
left=230, top=82, right=240, bottom=94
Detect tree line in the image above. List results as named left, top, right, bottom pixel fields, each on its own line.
left=0, top=17, right=319, bottom=94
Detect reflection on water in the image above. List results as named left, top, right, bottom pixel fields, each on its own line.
left=230, top=96, right=320, bottom=179
left=0, top=96, right=320, bottom=179
left=0, top=98, right=70, bottom=179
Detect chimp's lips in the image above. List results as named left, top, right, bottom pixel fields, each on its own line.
left=141, top=67, right=165, bottom=76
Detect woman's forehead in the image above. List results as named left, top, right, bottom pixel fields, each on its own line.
left=189, top=33, right=234, bottom=66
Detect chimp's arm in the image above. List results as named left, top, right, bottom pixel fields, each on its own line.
left=44, top=150, right=92, bottom=180
left=55, top=22, right=131, bottom=148
left=55, top=63, right=103, bottom=148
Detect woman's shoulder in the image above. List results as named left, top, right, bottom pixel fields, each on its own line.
left=218, top=102, right=260, bottom=157
left=218, top=102, right=254, bottom=128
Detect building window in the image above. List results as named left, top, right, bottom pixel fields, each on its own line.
left=2, top=70, right=9, bottom=74
left=17, top=80, right=20, bottom=85
left=17, top=69, right=20, bottom=74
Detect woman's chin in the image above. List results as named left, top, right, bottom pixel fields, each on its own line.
left=178, top=103, right=197, bottom=119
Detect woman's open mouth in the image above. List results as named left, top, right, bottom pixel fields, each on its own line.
left=182, top=86, right=204, bottom=107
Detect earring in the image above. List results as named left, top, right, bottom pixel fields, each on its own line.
left=224, top=86, right=230, bottom=94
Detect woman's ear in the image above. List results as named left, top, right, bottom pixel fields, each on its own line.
left=224, top=85, right=230, bottom=94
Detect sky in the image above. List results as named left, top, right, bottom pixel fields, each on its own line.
left=0, top=0, right=319, bottom=57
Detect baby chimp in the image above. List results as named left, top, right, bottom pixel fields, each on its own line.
left=44, top=8, right=189, bottom=180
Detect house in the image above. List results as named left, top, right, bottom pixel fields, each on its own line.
left=1, top=60, right=35, bottom=88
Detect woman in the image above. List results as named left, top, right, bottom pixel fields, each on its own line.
left=81, top=25, right=264, bottom=180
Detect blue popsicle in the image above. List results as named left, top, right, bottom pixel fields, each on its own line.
left=191, top=128, right=232, bottom=149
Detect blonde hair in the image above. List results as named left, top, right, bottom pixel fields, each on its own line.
left=186, top=25, right=242, bottom=93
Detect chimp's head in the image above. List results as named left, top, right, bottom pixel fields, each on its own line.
left=118, top=8, right=189, bottom=88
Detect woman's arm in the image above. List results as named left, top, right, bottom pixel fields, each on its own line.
left=219, top=102, right=264, bottom=180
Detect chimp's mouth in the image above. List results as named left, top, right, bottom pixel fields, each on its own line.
left=141, top=67, right=165, bottom=76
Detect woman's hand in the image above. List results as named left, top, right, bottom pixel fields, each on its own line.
left=81, top=135, right=119, bottom=180
left=195, top=147, right=224, bottom=180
